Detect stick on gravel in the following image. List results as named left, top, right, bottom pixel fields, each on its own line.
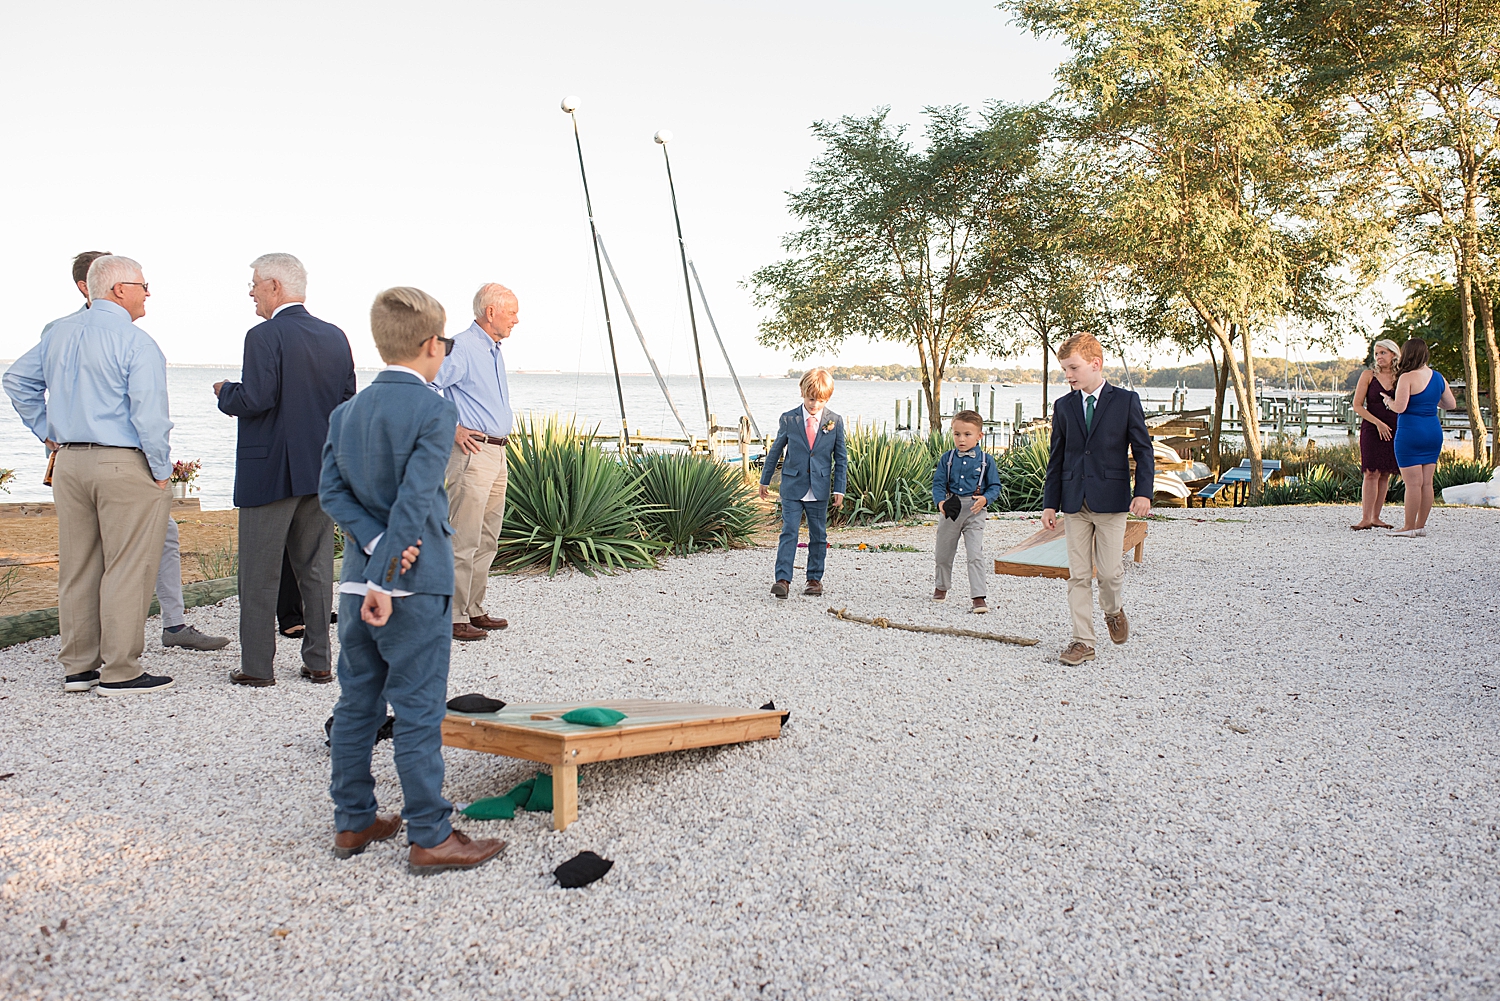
left=827, top=607, right=1038, bottom=646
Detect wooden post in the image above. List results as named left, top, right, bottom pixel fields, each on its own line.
left=1014, top=401, right=1023, bottom=428
left=894, top=399, right=900, bottom=428
left=916, top=393, right=923, bottom=430
left=739, top=416, right=751, bottom=482
left=906, top=399, right=912, bottom=428
left=989, top=387, right=995, bottom=420
left=552, top=762, right=578, bottom=831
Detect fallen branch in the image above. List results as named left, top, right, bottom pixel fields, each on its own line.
left=827, top=607, right=1038, bottom=647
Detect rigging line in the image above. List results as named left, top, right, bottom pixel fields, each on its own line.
left=595, top=230, right=693, bottom=442
left=688, top=256, right=761, bottom=438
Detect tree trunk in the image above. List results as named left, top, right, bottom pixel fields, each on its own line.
left=1208, top=335, right=1230, bottom=471
left=1040, top=332, right=1051, bottom=413
left=1203, top=314, right=1261, bottom=491
left=1237, top=322, right=1264, bottom=494
left=925, top=370, right=944, bottom=434
left=1474, top=281, right=1500, bottom=465
left=1456, top=271, right=1488, bottom=462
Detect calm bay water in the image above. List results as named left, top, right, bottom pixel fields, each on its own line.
left=2, top=365, right=1211, bottom=509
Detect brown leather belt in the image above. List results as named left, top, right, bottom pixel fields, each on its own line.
left=479, top=435, right=509, bottom=447
left=60, top=442, right=139, bottom=451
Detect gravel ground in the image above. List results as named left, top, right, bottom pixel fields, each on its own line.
left=2, top=504, right=1498, bottom=1000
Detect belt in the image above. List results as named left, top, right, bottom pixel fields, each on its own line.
left=59, top=442, right=139, bottom=451
left=478, top=435, right=509, bottom=447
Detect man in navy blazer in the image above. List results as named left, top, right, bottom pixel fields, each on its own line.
left=215, top=253, right=356, bottom=686
left=319, top=285, right=505, bottom=874
left=759, top=369, right=847, bottom=597
left=1041, top=333, right=1154, bottom=666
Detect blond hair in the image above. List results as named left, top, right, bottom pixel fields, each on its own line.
left=799, top=368, right=834, bottom=401
left=1057, top=332, right=1104, bottom=363
left=370, top=287, right=446, bottom=363
left=951, top=409, right=984, bottom=431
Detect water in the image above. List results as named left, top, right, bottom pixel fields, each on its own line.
left=2, top=365, right=1222, bottom=509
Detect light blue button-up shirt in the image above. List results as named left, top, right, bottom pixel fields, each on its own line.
left=431, top=321, right=512, bottom=438
left=2, top=299, right=174, bottom=479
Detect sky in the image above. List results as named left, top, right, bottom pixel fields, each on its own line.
left=0, top=1, right=1368, bottom=379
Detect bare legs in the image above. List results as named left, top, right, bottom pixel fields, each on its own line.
left=1396, top=463, right=1436, bottom=532
left=1353, top=470, right=1393, bottom=529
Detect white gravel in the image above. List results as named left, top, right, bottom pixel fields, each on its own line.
left=2, top=504, right=1498, bottom=1000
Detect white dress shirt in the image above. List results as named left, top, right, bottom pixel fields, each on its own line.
left=271, top=301, right=304, bottom=318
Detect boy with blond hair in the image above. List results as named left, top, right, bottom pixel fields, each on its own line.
left=319, top=287, right=505, bottom=875
left=759, top=368, right=847, bottom=598
left=1041, top=333, right=1154, bottom=666
left=932, top=410, right=1002, bottom=613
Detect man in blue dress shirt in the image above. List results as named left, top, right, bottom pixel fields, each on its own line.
left=2, top=256, right=176, bottom=695
left=431, top=283, right=516, bottom=643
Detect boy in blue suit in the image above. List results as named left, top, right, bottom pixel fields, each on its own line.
left=1041, top=333, right=1154, bottom=666
left=932, top=410, right=1002, bottom=613
left=759, top=368, right=847, bottom=598
left=318, top=287, right=506, bottom=875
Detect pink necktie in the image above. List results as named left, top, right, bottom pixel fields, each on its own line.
left=806, top=415, right=817, bottom=449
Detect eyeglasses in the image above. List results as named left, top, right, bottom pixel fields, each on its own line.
left=437, top=335, right=455, bottom=356
left=117, top=282, right=149, bottom=293
left=248, top=278, right=269, bottom=291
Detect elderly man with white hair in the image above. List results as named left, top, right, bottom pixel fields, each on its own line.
left=214, top=253, right=356, bottom=687
left=431, top=283, right=518, bottom=642
left=3, top=255, right=177, bottom=695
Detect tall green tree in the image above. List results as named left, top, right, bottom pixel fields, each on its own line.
left=750, top=106, right=1024, bottom=431
left=1382, top=276, right=1495, bottom=399
left=1008, top=0, right=1378, bottom=492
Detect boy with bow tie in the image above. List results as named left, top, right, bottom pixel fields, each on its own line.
left=759, top=368, right=847, bottom=598
left=932, top=410, right=1002, bottom=613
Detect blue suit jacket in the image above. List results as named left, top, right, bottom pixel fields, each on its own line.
left=218, top=304, right=357, bottom=508
left=760, top=406, right=848, bottom=501
left=318, top=370, right=458, bottom=595
left=1042, top=382, right=1155, bottom=514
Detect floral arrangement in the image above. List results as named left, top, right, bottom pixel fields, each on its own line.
left=170, top=459, right=202, bottom=487
left=820, top=419, right=836, bottom=434
left=0, top=467, right=14, bottom=493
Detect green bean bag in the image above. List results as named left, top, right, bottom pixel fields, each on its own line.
left=561, top=707, right=627, bottom=727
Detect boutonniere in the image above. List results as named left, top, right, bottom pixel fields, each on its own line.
left=820, top=419, right=836, bottom=434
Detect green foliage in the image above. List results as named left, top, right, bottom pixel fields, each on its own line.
left=194, top=545, right=239, bottom=581
left=996, top=431, right=1051, bottom=512
left=833, top=426, right=938, bottom=525
left=1381, top=277, right=1492, bottom=396
left=495, top=416, right=664, bottom=577
left=1435, top=459, right=1494, bottom=494
left=1251, top=448, right=1491, bottom=505
left=632, top=453, right=759, bottom=556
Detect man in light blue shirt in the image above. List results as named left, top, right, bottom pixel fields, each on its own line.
left=430, top=283, right=516, bottom=641
left=2, top=255, right=177, bottom=696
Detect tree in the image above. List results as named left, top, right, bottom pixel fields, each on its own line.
left=1382, top=276, right=1495, bottom=402
left=750, top=107, right=1023, bottom=432
left=1008, top=0, right=1377, bottom=492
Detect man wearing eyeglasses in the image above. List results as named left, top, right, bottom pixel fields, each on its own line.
left=3, top=256, right=178, bottom=695
left=214, top=253, right=356, bottom=687
left=430, top=283, right=517, bottom=643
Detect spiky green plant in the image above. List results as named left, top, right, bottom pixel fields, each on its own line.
left=833, top=425, right=937, bottom=525
left=494, top=415, right=664, bottom=576
left=1435, top=458, right=1493, bottom=493
left=996, top=431, right=1050, bottom=511
left=633, top=453, right=759, bottom=555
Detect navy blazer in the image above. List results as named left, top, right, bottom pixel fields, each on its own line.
left=319, top=370, right=458, bottom=596
left=217, top=304, right=357, bottom=508
left=760, top=406, right=848, bottom=501
left=1042, top=382, right=1155, bottom=514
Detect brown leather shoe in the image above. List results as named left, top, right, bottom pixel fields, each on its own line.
left=804, top=580, right=823, bottom=597
left=301, top=667, right=334, bottom=684
left=771, top=580, right=790, bottom=599
left=1104, top=608, right=1129, bottom=645
left=470, top=614, right=508, bottom=631
left=333, top=813, right=402, bottom=859
left=1058, top=642, right=1096, bottom=666
left=452, top=622, right=488, bottom=642
left=933, top=588, right=947, bottom=601
left=408, top=830, right=506, bottom=875
left=228, top=670, right=275, bottom=687
left=971, top=598, right=988, bottom=614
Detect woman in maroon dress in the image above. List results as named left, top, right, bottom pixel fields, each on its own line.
left=1350, top=338, right=1400, bottom=529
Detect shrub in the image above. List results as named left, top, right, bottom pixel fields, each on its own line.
left=633, top=453, right=759, bottom=555
left=996, top=431, right=1050, bottom=511
left=495, top=416, right=664, bottom=576
left=1434, top=458, right=1494, bottom=493
left=833, top=425, right=937, bottom=525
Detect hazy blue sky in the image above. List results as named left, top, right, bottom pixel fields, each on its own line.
left=1, top=1, right=1363, bottom=379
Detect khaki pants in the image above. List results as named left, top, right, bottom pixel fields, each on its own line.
left=1064, top=504, right=1126, bottom=646
left=53, top=446, right=171, bottom=683
left=934, top=497, right=987, bottom=598
left=445, top=442, right=507, bottom=623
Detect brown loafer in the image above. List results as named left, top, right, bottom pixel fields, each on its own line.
left=228, top=670, right=275, bottom=687
left=301, top=667, right=334, bottom=684
left=804, top=580, right=823, bottom=596
left=408, top=830, right=506, bottom=875
left=452, top=622, right=488, bottom=642
left=771, top=580, right=790, bottom=599
left=1104, top=608, right=1129, bottom=645
left=1059, top=642, right=1096, bottom=666
left=470, top=614, right=508, bottom=631
left=933, top=588, right=947, bottom=601
left=333, top=813, right=402, bottom=859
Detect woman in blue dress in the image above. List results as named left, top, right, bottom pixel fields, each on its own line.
left=1382, top=337, right=1457, bottom=537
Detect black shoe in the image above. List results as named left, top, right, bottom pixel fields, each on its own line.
left=96, top=673, right=175, bottom=697
left=64, top=670, right=100, bottom=693
left=771, top=580, right=790, bottom=599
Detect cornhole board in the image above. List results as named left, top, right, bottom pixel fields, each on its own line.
left=993, top=520, right=1148, bottom=580
left=442, top=699, right=784, bottom=830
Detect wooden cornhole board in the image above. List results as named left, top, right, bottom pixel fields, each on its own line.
left=993, top=520, right=1148, bottom=579
left=442, top=699, right=784, bottom=831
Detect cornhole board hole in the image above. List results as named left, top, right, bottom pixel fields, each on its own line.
left=993, top=520, right=1148, bottom=580
left=442, top=699, right=784, bottom=831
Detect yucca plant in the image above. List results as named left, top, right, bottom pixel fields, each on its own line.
left=996, top=431, right=1050, bottom=511
left=1435, top=458, right=1494, bottom=493
left=833, top=425, right=937, bottom=525
left=633, top=453, right=759, bottom=555
left=494, top=415, right=664, bottom=576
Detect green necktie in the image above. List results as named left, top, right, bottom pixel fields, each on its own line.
left=1085, top=394, right=1095, bottom=430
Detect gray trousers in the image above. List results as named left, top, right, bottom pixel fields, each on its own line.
left=155, top=515, right=185, bottom=629
left=934, top=497, right=988, bottom=598
left=237, top=494, right=334, bottom=679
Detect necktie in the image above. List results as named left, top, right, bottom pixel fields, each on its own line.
left=806, top=415, right=817, bottom=449
left=1085, top=394, right=1095, bottom=430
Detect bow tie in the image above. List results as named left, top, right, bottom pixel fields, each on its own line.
left=957, top=449, right=977, bottom=458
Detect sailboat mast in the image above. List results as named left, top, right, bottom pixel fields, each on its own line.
left=655, top=130, right=712, bottom=438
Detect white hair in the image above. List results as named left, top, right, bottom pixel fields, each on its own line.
left=472, top=283, right=516, bottom=321
left=86, top=256, right=144, bottom=299
left=250, top=253, right=307, bottom=298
